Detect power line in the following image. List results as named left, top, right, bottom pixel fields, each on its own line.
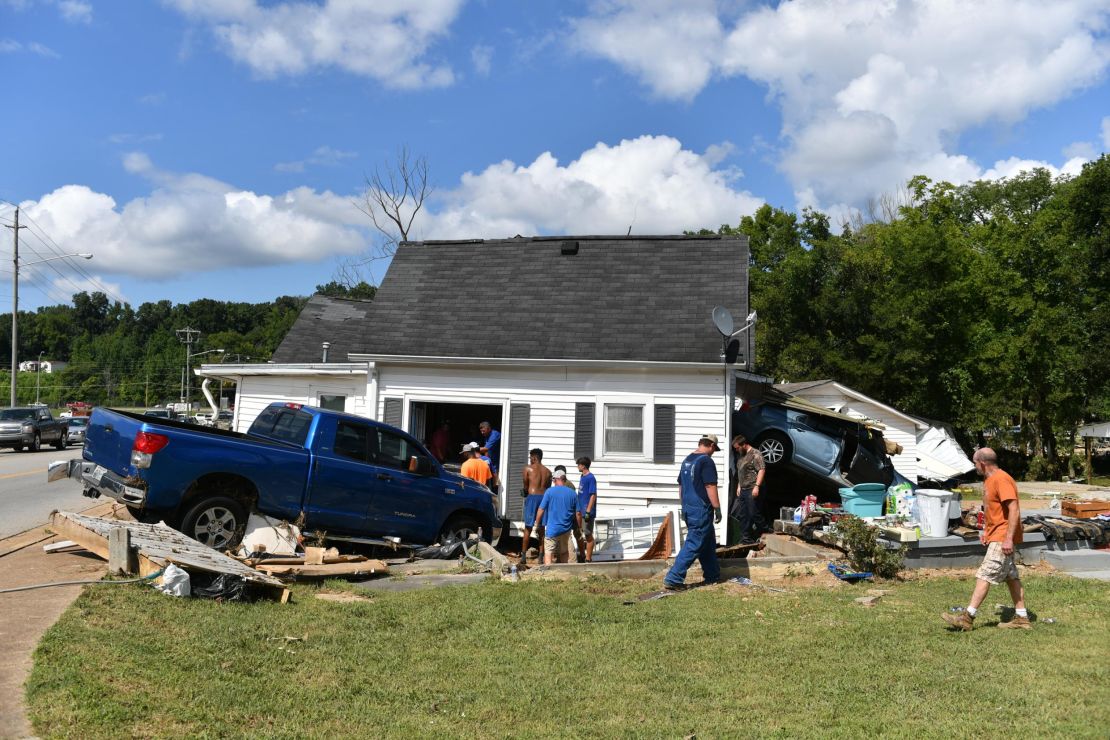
left=0, top=200, right=125, bottom=304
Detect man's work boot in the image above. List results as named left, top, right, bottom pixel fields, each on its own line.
left=942, top=611, right=975, bottom=631
left=998, top=615, right=1032, bottom=630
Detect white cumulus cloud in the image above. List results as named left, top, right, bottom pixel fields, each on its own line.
left=165, top=0, right=465, bottom=88
left=570, top=0, right=1110, bottom=210
left=419, top=135, right=763, bottom=239
left=15, top=155, right=369, bottom=279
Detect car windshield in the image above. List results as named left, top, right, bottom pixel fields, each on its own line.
left=0, top=409, right=35, bottom=421
left=69, top=418, right=88, bottom=427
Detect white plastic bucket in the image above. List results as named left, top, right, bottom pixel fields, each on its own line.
left=916, top=489, right=954, bottom=537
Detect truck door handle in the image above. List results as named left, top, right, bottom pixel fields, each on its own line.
left=377, top=473, right=393, bottom=482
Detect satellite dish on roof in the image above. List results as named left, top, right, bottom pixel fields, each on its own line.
left=711, top=306, right=734, bottom=337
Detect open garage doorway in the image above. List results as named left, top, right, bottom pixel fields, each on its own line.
left=408, top=401, right=503, bottom=469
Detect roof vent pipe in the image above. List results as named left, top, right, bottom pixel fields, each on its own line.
left=321, top=342, right=330, bottom=363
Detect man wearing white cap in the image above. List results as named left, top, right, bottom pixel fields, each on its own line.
left=534, top=469, right=579, bottom=564
left=459, top=442, right=493, bottom=488
left=663, top=434, right=722, bottom=590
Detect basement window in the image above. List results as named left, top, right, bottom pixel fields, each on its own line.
left=318, top=394, right=346, bottom=412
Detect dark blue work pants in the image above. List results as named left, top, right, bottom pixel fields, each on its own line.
left=664, top=508, right=720, bottom=586
left=732, top=488, right=760, bottom=544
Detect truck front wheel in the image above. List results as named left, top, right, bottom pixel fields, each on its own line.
left=438, top=515, right=486, bottom=545
left=180, top=496, right=247, bottom=551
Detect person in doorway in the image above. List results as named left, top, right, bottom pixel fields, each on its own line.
left=521, top=448, right=552, bottom=563
left=479, top=421, right=501, bottom=476
left=663, top=435, right=722, bottom=590
left=575, top=456, right=598, bottom=562
left=428, top=421, right=450, bottom=462
left=942, top=447, right=1031, bottom=631
left=459, top=442, right=494, bottom=488
left=729, top=435, right=766, bottom=545
left=535, top=469, right=579, bottom=564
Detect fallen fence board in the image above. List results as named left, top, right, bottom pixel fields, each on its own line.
left=256, top=559, right=389, bottom=579
left=49, top=511, right=288, bottom=599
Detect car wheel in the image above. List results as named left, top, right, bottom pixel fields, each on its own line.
left=180, top=496, right=247, bottom=550
left=438, top=514, right=485, bottom=545
left=755, top=431, right=792, bottom=467
left=29, top=433, right=41, bottom=453
left=54, top=434, right=67, bottom=450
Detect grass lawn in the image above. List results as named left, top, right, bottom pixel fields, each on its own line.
left=27, top=572, right=1110, bottom=739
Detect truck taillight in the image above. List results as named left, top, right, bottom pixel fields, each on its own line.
left=132, top=431, right=169, bottom=468
left=134, top=432, right=170, bottom=454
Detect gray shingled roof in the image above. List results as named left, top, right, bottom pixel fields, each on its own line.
left=276, top=235, right=750, bottom=364
left=271, top=294, right=374, bottom=364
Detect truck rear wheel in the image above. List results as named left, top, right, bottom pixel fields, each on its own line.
left=28, top=434, right=41, bottom=453
left=180, top=496, right=247, bottom=551
left=54, top=434, right=67, bottom=450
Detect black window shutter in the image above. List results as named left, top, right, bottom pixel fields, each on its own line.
left=574, top=403, right=595, bottom=460
left=653, top=404, right=675, bottom=464
left=382, top=397, right=403, bottom=429
left=505, top=404, right=531, bottom=521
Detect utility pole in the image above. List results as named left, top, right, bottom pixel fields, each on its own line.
left=176, top=327, right=200, bottom=411
left=6, top=207, right=27, bottom=406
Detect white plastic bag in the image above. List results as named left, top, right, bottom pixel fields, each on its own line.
left=156, top=563, right=191, bottom=597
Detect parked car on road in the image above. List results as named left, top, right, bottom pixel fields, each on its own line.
left=49, top=402, right=501, bottom=551
left=143, top=408, right=173, bottom=420
left=0, top=406, right=68, bottom=452
left=67, top=417, right=89, bottom=445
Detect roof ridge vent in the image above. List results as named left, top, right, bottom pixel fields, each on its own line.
left=560, top=240, right=579, bottom=255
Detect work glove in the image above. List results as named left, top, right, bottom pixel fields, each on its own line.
left=520, top=488, right=529, bottom=498
left=713, top=508, right=723, bottom=524
left=584, top=512, right=592, bottom=523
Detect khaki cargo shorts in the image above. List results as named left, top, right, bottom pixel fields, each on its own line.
left=544, top=532, right=571, bottom=561
left=975, top=541, right=1020, bottom=584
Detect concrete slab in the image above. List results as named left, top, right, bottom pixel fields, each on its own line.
left=1042, top=550, right=1110, bottom=572
left=1068, top=570, right=1110, bottom=582
left=352, top=573, right=491, bottom=593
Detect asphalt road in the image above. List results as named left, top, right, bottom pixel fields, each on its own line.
left=0, top=445, right=90, bottom=539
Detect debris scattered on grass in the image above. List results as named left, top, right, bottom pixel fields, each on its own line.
left=315, top=592, right=372, bottom=604
left=855, top=595, right=882, bottom=607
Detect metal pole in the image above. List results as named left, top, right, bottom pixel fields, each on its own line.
left=35, top=350, right=43, bottom=404
left=7, top=207, right=26, bottom=407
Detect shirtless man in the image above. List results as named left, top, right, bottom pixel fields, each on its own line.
left=521, top=448, right=552, bottom=563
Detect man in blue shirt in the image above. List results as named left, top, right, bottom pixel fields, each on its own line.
left=478, top=421, right=501, bottom=474
left=575, top=456, right=598, bottom=562
left=535, top=470, right=579, bottom=564
left=663, top=434, right=723, bottom=590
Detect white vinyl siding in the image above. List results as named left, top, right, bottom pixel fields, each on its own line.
left=373, top=363, right=727, bottom=526
left=232, top=375, right=367, bottom=433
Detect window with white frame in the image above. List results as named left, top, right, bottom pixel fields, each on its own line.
left=603, top=404, right=644, bottom=456
left=318, top=394, right=346, bottom=412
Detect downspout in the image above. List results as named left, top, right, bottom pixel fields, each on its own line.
left=200, top=378, right=220, bottom=423
left=368, top=363, right=379, bottom=420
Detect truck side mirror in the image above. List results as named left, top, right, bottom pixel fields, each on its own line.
left=410, top=456, right=435, bottom=476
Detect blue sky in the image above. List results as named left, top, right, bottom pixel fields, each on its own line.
left=2, top=0, right=1108, bottom=311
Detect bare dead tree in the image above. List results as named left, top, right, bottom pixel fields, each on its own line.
left=335, top=146, right=432, bottom=288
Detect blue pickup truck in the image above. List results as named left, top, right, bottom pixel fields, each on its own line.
left=49, top=402, right=501, bottom=550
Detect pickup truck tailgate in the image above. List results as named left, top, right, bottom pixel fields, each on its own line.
left=84, top=408, right=143, bottom=477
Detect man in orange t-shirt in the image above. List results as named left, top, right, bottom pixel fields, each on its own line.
left=459, top=443, right=493, bottom=488
left=942, top=447, right=1031, bottom=631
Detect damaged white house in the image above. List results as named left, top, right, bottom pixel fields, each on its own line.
left=198, top=235, right=756, bottom=558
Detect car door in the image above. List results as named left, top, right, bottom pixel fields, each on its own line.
left=366, top=426, right=451, bottom=543
left=38, top=409, right=57, bottom=441
left=303, top=418, right=377, bottom=535
left=786, top=412, right=841, bottom=477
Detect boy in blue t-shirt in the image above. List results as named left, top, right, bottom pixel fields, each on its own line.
left=575, top=456, right=598, bottom=562
left=535, top=470, right=579, bottom=564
